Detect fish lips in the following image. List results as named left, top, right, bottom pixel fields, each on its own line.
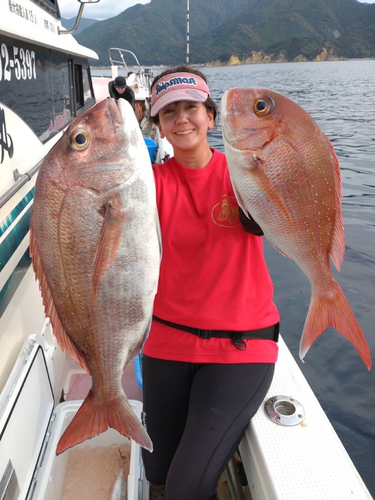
left=221, top=90, right=241, bottom=147
left=221, top=88, right=276, bottom=151
left=116, top=98, right=140, bottom=132
left=221, top=89, right=256, bottom=145
left=221, top=90, right=257, bottom=148
left=102, top=97, right=139, bottom=134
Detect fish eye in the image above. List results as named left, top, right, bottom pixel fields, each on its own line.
left=254, top=98, right=273, bottom=116
left=71, top=129, right=90, bottom=150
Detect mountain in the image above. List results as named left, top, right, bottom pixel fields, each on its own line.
left=61, top=17, right=98, bottom=36
left=74, top=0, right=375, bottom=66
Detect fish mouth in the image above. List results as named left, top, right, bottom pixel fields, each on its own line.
left=105, top=98, right=139, bottom=134
left=116, top=99, right=139, bottom=131
left=221, top=89, right=268, bottom=149
left=221, top=90, right=252, bottom=147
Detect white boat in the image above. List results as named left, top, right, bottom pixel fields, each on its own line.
left=0, top=1, right=372, bottom=499
left=0, top=2, right=147, bottom=499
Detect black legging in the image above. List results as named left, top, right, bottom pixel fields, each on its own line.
left=142, top=356, right=275, bottom=500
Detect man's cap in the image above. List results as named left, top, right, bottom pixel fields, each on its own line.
left=114, top=76, right=126, bottom=88
left=150, top=72, right=210, bottom=117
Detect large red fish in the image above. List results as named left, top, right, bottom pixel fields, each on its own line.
left=221, top=88, right=371, bottom=370
left=30, top=98, right=161, bottom=453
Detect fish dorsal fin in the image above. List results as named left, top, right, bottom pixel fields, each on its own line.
left=93, top=195, right=126, bottom=300
left=323, top=134, right=345, bottom=272
left=29, top=217, right=90, bottom=373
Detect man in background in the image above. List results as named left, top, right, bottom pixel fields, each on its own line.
left=108, top=76, right=135, bottom=110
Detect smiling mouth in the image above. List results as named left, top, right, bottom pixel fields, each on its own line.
left=175, top=130, right=194, bottom=135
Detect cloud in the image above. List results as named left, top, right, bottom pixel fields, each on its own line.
left=59, top=0, right=151, bottom=21
left=59, top=0, right=375, bottom=20
left=59, top=0, right=375, bottom=21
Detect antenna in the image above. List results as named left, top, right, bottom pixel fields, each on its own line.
left=186, top=0, right=190, bottom=64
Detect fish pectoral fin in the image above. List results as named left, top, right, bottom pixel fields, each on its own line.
left=244, top=152, right=295, bottom=229
left=93, top=195, right=126, bottom=299
left=29, top=218, right=90, bottom=373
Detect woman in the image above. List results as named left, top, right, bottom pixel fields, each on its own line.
left=142, top=66, right=280, bottom=500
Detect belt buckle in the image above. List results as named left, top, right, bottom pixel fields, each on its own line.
left=232, top=333, right=247, bottom=351
left=197, top=329, right=211, bottom=339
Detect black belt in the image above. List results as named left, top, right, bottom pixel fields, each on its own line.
left=152, top=315, right=279, bottom=351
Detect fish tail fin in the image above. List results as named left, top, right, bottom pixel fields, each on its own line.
left=299, top=281, right=371, bottom=370
left=56, top=390, right=153, bottom=455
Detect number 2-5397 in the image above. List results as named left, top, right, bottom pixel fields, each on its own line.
left=0, top=44, right=36, bottom=82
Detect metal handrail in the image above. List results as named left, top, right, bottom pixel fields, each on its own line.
left=0, top=161, right=41, bottom=209
left=108, top=48, right=151, bottom=88
left=59, top=0, right=101, bottom=35
left=109, top=48, right=142, bottom=70
left=59, top=3, right=85, bottom=35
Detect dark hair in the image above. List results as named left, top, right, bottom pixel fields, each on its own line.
left=150, top=65, right=218, bottom=125
left=114, top=76, right=126, bottom=88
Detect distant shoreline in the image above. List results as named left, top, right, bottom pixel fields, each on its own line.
left=91, top=57, right=375, bottom=72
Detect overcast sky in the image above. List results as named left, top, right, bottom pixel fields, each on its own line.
left=59, top=0, right=375, bottom=21
left=59, top=0, right=151, bottom=20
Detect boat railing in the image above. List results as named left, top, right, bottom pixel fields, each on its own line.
left=0, top=161, right=41, bottom=209
left=108, top=48, right=153, bottom=91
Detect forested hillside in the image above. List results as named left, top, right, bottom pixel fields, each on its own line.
left=74, top=0, right=375, bottom=66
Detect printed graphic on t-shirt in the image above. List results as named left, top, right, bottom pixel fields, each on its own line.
left=211, top=195, right=241, bottom=228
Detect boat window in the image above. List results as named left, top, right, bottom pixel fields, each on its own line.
left=0, top=35, right=94, bottom=144
left=73, top=62, right=95, bottom=116
left=32, top=0, right=59, bottom=18
left=74, top=64, right=84, bottom=109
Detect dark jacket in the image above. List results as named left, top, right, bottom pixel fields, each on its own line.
left=108, top=81, right=135, bottom=110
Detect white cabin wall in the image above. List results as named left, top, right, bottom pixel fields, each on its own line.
left=0, top=267, right=46, bottom=391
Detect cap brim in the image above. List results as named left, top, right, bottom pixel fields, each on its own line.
left=150, top=88, right=208, bottom=116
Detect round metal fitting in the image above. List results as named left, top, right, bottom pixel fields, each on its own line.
left=264, top=395, right=305, bottom=426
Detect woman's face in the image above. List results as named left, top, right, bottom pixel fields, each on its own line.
left=158, top=101, right=214, bottom=153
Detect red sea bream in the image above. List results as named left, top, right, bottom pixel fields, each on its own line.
left=221, top=88, right=371, bottom=370
left=30, top=98, right=161, bottom=453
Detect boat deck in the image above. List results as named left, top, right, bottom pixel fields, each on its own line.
left=64, top=360, right=252, bottom=500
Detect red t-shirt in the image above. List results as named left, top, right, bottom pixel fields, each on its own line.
left=143, top=150, right=279, bottom=363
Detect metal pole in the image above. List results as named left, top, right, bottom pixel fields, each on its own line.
left=186, top=0, right=190, bottom=64
left=224, top=457, right=247, bottom=500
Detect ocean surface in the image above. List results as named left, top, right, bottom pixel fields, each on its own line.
left=95, top=60, right=375, bottom=495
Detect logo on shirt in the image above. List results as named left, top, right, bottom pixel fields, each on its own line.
left=211, top=195, right=240, bottom=228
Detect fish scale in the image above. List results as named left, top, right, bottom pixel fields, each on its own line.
left=221, top=87, right=371, bottom=370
